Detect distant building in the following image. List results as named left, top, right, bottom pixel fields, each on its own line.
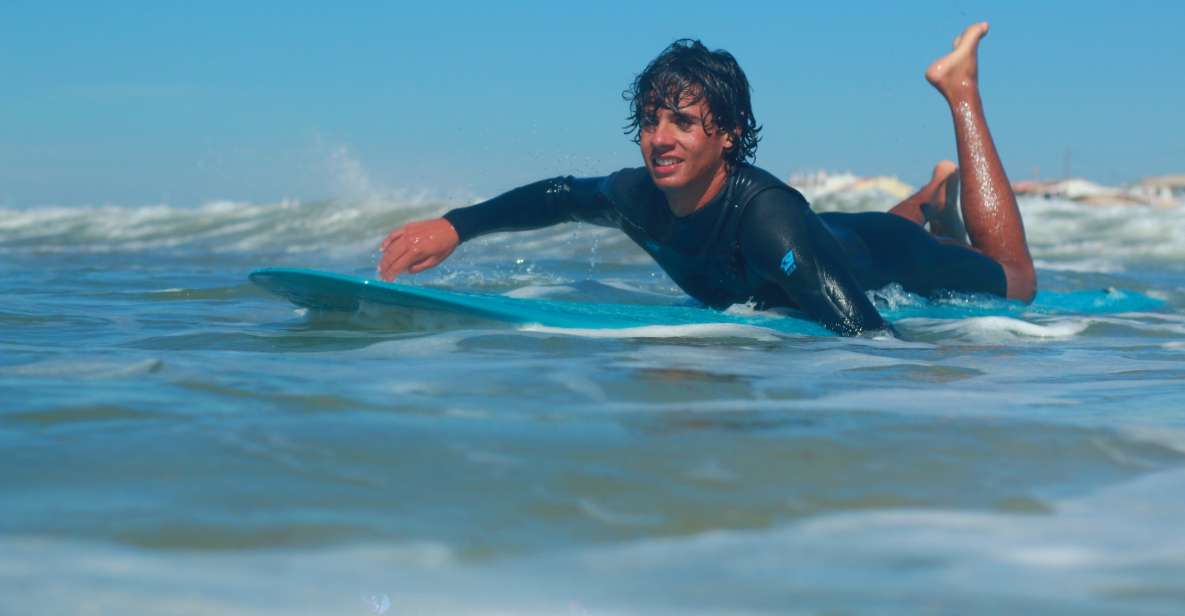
left=1133, top=175, right=1185, bottom=205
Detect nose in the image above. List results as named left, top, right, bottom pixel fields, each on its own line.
left=650, top=118, right=676, bottom=148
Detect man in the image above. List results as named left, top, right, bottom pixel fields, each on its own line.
left=378, top=22, right=1035, bottom=337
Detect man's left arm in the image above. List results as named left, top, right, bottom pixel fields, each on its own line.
left=739, top=188, right=889, bottom=336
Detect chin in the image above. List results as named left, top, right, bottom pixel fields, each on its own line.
left=650, top=177, right=683, bottom=190
left=646, top=168, right=685, bottom=189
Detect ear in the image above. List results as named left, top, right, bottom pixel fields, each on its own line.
left=723, top=130, right=737, bottom=150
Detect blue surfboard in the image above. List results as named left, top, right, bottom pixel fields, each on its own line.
left=249, top=267, right=833, bottom=335
left=250, top=267, right=1166, bottom=335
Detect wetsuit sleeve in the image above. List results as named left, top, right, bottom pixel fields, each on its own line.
left=739, top=189, right=888, bottom=336
left=442, top=176, right=616, bottom=243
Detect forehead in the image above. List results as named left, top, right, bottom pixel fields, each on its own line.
left=644, top=75, right=704, bottom=104
left=643, top=88, right=711, bottom=117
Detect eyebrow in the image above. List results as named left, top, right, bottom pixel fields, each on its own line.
left=640, top=105, right=704, bottom=126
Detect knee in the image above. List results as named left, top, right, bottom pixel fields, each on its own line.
left=1003, top=263, right=1037, bottom=303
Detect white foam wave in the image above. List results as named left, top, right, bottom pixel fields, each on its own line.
left=1081, top=314, right=1185, bottom=336
left=907, top=316, right=1090, bottom=342
left=721, top=301, right=780, bottom=317
left=0, top=196, right=452, bottom=256
left=1023, top=197, right=1185, bottom=262
left=517, top=322, right=781, bottom=340
left=1033, top=258, right=1124, bottom=273
left=810, top=192, right=1185, bottom=264
left=617, top=343, right=919, bottom=377
left=502, top=285, right=577, bottom=299
left=596, top=279, right=680, bottom=299
left=6, top=190, right=1185, bottom=274
left=808, top=191, right=900, bottom=213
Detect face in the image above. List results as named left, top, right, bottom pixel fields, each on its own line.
left=639, top=96, right=734, bottom=194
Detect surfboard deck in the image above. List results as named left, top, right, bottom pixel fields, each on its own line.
left=249, top=267, right=831, bottom=334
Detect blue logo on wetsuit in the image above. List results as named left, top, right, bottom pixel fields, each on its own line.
left=780, top=249, right=797, bottom=276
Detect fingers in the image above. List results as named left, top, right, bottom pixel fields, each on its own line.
left=380, top=227, right=404, bottom=252
left=377, top=218, right=459, bottom=281
left=385, top=251, right=419, bottom=281
left=377, top=228, right=406, bottom=280
left=408, top=257, right=439, bottom=274
left=378, top=236, right=429, bottom=281
left=378, top=237, right=411, bottom=281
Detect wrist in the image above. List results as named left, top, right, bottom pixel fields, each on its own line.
left=441, top=210, right=472, bottom=244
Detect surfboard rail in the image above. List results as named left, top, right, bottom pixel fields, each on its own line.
left=249, top=267, right=1164, bottom=335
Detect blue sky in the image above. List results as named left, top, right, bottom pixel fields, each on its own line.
left=3, top=1, right=1183, bottom=207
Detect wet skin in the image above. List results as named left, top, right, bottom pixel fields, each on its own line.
left=924, top=21, right=1036, bottom=301
left=639, top=98, right=735, bottom=217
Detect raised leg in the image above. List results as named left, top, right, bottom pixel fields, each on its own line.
left=925, top=22, right=1036, bottom=302
left=888, top=160, right=968, bottom=244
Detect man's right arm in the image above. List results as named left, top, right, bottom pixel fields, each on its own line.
left=443, top=176, right=615, bottom=243
left=378, top=176, right=613, bottom=281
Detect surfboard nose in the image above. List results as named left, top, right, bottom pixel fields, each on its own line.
left=250, top=268, right=362, bottom=311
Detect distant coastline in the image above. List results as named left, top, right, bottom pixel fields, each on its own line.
left=791, top=171, right=1185, bottom=209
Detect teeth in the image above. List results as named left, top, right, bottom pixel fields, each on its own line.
left=655, top=158, right=680, bottom=166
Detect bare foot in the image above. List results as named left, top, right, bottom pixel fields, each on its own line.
left=929, top=159, right=957, bottom=186
left=925, top=22, right=989, bottom=98
left=920, top=160, right=968, bottom=243
left=887, top=160, right=956, bottom=226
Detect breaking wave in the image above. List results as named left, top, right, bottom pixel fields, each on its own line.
left=3, top=193, right=1184, bottom=272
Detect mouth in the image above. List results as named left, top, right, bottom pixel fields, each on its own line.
left=650, top=155, right=683, bottom=175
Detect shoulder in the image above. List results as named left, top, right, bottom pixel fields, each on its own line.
left=735, top=170, right=825, bottom=264
left=734, top=171, right=810, bottom=223
left=731, top=163, right=785, bottom=188
left=731, top=165, right=798, bottom=198
left=601, top=167, right=657, bottom=203
left=597, top=167, right=662, bottom=225
left=729, top=165, right=810, bottom=217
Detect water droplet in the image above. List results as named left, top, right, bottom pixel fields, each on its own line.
left=364, top=593, right=391, bottom=614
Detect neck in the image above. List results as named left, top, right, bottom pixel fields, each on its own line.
left=663, top=161, right=730, bottom=217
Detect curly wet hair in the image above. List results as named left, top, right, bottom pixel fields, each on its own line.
left=624, top=39, right=762, bottom=166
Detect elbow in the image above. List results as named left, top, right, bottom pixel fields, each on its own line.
left=831, top=316, right=892, bottom=338
left=820, top=282, right=886, bottom=336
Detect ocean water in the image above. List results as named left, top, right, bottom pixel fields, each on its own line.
left=2, top=191, right=1184, bottom=615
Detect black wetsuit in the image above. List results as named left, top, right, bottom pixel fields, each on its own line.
left=443, top=165, right=1006, bottom=336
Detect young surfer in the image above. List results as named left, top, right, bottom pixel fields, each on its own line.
left=378, top=22, right=1035, bottom=336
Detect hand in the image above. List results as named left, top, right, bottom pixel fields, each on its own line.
left=378, top=218, right=460, bottom=281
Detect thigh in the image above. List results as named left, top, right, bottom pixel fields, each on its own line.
left=820, top=212, right=1007, bottom=297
